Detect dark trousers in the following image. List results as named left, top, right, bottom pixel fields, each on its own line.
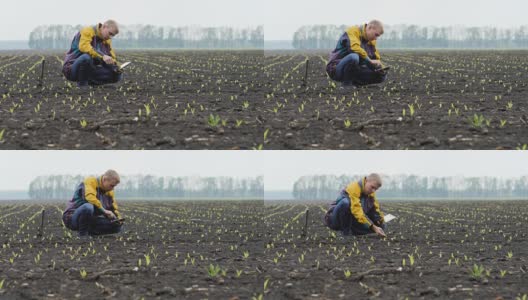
left=70, top=54, right=123, bottom=86
left=71, top=203, right=122, bottom=236
left=335, top=53, right=387, bottom=86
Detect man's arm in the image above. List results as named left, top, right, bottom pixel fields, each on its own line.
left=346, top=27, right=369, bottom=59
left=369, top=194, right=385, bottom=225
left=345, top=182, right=372, bottom=231
left=83, top=177, right=106, bottom=214
left=78, top=27, right=104, bottom=60
left=109, top=190, right=121, bottom=219
left=372, top=40, right=381, bottom=60
left=106, top=39, right=118, bottom=65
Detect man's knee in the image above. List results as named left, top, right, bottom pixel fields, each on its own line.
left=76, top=54, right=93, bottom=65
left=336, top=197, right=350, bottom=210
left=343, top=52, right=360, bottom=63
left=77, top=203, right=95, bottom=215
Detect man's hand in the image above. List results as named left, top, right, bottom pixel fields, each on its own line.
left=370, top=59, right=382, bottom=68
left=103, top=55, right=115, bottom=65
left=371, top=225, right=386, bottom=238
left=103, top=209, right=116, bottom=220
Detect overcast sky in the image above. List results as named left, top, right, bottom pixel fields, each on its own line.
left=1, top=151, right=527, bottom=191
left=262, top=151, right=528, bottom=190
left=1, top=0, right=526, bottom=40
left=0, top=151, right=263, bottom=190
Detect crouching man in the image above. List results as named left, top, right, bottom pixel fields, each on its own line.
left=63, top=169, right=124, bottom=238
left=326, top=20, right=388, bottom=88
left=62, top=20, right=123, bottom=88
left=324, top=173, right=386, bottom=238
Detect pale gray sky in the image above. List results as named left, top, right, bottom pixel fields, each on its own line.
left=1, top=0, right=526, bottom=40
left=262, top=151, right=528, bottom=190
left=1, top=151, right=527, bottom=191
left=0, top=151, right=263, bottom=190
left=0, top=0, right=263, bottom=40
left=264, top=0, right=528, bottom=40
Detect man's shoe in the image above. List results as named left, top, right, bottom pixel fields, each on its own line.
left=340, top=82, right=357, bottom=90
left=77, top=234, right=93, bottom=241
left=77, top=82, right=90, bottom=90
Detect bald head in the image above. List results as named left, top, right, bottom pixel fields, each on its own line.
left=101, top=169, right=120, bottom=191
left=366, top=20, right=384, bottom=41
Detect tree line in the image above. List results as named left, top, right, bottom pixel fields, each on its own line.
left=292, top=174, right=528, bottom=200
left=292, top=24, right=528, bottom=49
left=28, top=24, right=264, bottom=50
left=28, top=175, right=263, bottom=200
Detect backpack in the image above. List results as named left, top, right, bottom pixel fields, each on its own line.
left=323, top=199, right=340, bottom=230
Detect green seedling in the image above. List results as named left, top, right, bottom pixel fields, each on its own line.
left=469, top=114, right=485, bottom=128
left=264, top=129, right=270, bottom=142
left=207, top=264, right=221, bottom=277
left=408, top=104, right=415, bottom=117
left=208, top=114, right=221, bottom=127
left=408, top=254, right=415, bottom=266
left=144, top=104, right=151, bottom=118
left=144, top=254, right=151, bottom=266
left=469, top=264, right=485, bottom=279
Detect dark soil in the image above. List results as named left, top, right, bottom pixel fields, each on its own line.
left=1, top=50, right=527, bottom=149
left=0, top=50, right=265, bottom=149
left=262, top=50, right=528, bottom=149
left=263, top=200, right=528, bottom=299
left=0, top=201, right=264, bottom=299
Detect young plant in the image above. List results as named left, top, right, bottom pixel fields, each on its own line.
left=408, top=104, right=415, bottom=117
left=207, top=264, right=221, bottom=277
left=264, top=129, right=270, bottom=142
left=469, top=264, right=485, bottom=279
left=144, top=104, right=151, bottom=118
left=208, top=114, right=221, bottom=127
left=469, top=114, right=485, bottom=128
left=408, top=254, right=415, bottom=266
left=144, top=254, right=151, bottom=266
left=264, top=278, right=270, bottom=291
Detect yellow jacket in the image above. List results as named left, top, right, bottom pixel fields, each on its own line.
left=345, top=177, right=384, bottom=226
left=345, top=24, right=381, bottom=60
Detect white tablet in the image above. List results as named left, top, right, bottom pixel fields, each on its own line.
left=384, top=214, right=397, bottom=223
left=120, top=62, right=132, bottom=69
